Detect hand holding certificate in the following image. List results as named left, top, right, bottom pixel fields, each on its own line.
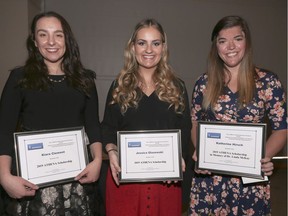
left=196, top=121, right=266, bottom=179
left=117, top=130, right=182, bottom=183
left=14, top=127, right=88, bottom=187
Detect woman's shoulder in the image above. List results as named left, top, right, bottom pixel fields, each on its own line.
left=256, top=68, right=279, bottom=80
left=10, top=66, right=25, bottom=76
left=174, top=77, right=185, bottom=87
left=199, top=73, right=208, bottom=80
left=106, top=79, right=119, bottom=95
left=194, top=73, right=208, bottom=86
left=172, top=77, right=190, bottom=94
left=7, top=66, right=25, bottom=81
left=84, top=69, right=96, bottom=79
left=256, top=68, right=284, bottom=89
left=111, top=79, right=118, bottom=88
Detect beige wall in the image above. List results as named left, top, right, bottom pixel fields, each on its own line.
left=0, top=0, right=42, bottom=92
left=0, top=0, right=287, bottom=155
left=44, top=0, right=287, bottom=157
left=0, top=0, right=28, bottom=93
left=42, top=0, right=287, bottom=122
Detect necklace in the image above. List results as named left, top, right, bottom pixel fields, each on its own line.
left=140, top=81, right=155, bottom=89
left=48, top=75, right=66, bottom=83
left=140, top=81, right=155, bottom=96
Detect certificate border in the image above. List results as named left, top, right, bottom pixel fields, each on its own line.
left=117, top=129, right=182, bottom=183
left=14, top=126, right=89, bottom=188
left=196, top=121, right=266, bottom=179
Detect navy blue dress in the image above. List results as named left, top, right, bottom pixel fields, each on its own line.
left=189, top=69, right=287, bottom=215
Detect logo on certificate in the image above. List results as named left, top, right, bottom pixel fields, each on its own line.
left=128, top=142, right=141, bottom=148
left=207, top=132, right=221, bottom=139
left=27, top=143, right=44, bottom=150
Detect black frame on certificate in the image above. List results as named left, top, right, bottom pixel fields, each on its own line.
left=14, top=126, right=88, bottom=188
left=117, top=129, right=182, bottom=183
left=196, top=121, right=266, bottom=179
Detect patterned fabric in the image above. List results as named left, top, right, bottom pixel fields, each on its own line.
left=3, top=183, right=97, bottom=216
left=189, top=69, right=287, bottom=215
left=0, top=68, right=102, bottom=216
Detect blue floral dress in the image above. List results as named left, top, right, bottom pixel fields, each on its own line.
left=189, top=69, right=287, bottom=216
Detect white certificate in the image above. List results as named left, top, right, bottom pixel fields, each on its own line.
left=196, top=121, right=266, bottom=179
left=117, top=130, right=182, bottom=183
left=14, top=127, right=88, bottom=187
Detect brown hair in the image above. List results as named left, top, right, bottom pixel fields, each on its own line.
left=203, top=15, right=257, bottom=110
left=19, top=11, right=95, bottom=96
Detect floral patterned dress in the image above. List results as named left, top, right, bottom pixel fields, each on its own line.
left=189, top=69, right=287, bottom=216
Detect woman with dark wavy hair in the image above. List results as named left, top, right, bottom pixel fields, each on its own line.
left=190, top=15, right=287, bottom=215
left=0, top=11, right=102, bottom=215
left=101, top=18, right=192, bottom=215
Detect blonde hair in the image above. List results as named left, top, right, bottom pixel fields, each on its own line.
left=203, top=15, right=257, bottom=110
left=111, top=18, right=185, bottom=114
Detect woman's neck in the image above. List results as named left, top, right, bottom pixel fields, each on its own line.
left=46, top=62, right=64, bottom=75
left=138, top=70, right=155, bottom=96
left=225, top=69, right=239, bottom=93
left=138, top=68, right=155, bottom=82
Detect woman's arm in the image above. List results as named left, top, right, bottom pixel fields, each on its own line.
left=101, top=81, right=121, bottom=185
left=265, top=129, right=287, bottom=159
left=0, top=155, right=38, bottom=198
left=0, top=69, right=39, bottom=198
left=261, top=129, right=287, bottom=176
left=75, top=71, right=103, bottom=183
left=261, top=72, right=287, bottom=176
left=75, top=142, right=102, bottom=183
left=191, top=121, right=211, bottom=175
left=179, top=81, right=192, bottom=171
left=105, top=143, right=121, bottom=185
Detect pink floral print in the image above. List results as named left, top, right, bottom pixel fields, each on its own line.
left=189, top=69, right=287, bottom=215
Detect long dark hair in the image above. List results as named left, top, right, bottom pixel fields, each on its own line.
left=203, top=15, right=256, bottom=109
left=19, top=11, right=95, bottom=96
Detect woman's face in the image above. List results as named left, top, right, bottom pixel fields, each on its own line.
left=133, top=26, right=163, bottom=72
left=216, top=26, right=246, bottom=71
left=34, top=17, right=66, bottom=67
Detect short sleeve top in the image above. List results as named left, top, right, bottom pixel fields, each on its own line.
left=191, top=69, right=287, bottom=130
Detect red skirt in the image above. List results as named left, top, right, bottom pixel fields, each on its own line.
left=105, top=168, right=182, bottom=216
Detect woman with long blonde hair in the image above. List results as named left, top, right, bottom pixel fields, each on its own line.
left=101, top=18, right=192, bottom=216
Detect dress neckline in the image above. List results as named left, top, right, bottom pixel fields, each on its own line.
left=48, top=74, right=66, bottom=83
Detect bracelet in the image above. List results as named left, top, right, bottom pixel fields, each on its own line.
left=107, top=148, right=117, bottom=153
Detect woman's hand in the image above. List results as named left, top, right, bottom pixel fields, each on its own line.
left=164, top=158, right=186, bottom=184
left=108, top=150, right=121, bottom=185
left=0, top=155, right=38, bottom=199
left=75, top=158, right=102, bottom=184
left=261, top=157, right=274, bottom=176
left=75, top=142, right=102, bottom=184
left=0, top=173, right=38, bottom=199
left=192, top=150, right=211, bottom=175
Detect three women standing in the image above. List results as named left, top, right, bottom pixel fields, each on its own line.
left=0, top=11, right=286, bottom=216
